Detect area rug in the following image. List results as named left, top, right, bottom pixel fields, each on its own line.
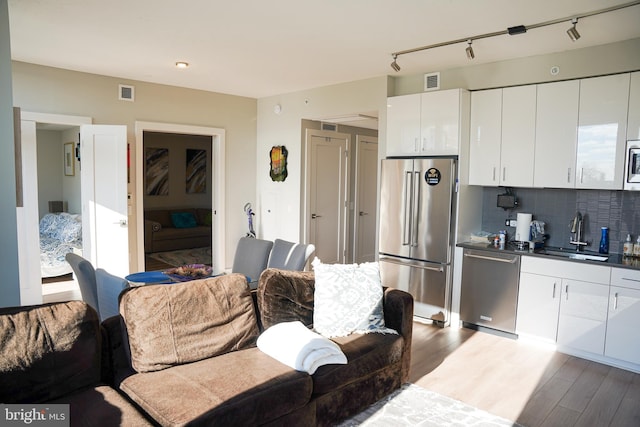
left=148, top=246, right=212, bottom=267
left=337, top=384, right=521, bottom=427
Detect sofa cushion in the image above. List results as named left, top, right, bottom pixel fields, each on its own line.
left=145, top=209, right=173, bottom=228
left=0, top=301, right=101, bottom=403
left=119, top=274, right=259, bottom=373
left=49, top=385, right=153, bottom=426
left=120, top=347, right=313, bottom=427
left=311, top=332, right=404, bottom=395
left=171, top=211, right=197, bottom=228
left=258, top=268, right=315, bottom=330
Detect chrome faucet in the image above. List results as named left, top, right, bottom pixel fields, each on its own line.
left=569, top=212, right=588, bottom=251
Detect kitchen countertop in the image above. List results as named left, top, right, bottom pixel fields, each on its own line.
left=457, top=241, right=640, bottom=271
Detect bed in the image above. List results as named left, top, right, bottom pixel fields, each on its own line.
left=39, top=212, right=83, bottom=278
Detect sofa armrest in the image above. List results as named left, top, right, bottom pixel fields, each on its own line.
left=144, top=220, right=162, bottom=252
left=383, top=287, right=414, bottom=383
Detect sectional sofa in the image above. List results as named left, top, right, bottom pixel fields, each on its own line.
left=1, top=269, right=413, bottom=426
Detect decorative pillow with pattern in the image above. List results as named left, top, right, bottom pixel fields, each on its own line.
left=311, top=257, right=397, bottom=338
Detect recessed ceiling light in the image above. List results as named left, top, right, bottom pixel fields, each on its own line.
left=175, top=61, right=189, bottom=69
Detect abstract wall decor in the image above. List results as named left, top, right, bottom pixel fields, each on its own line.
left=145, top=147, right=169, bottom=196
left=270, top=145, right=288, bottom=182
left=186, top=148, right=207, bottom=193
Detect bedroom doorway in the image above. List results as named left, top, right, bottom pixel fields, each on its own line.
left=134, top=121, right=226, bottom=275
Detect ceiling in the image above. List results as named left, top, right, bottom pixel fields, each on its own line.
left=7, top=0, right=640, bottom=103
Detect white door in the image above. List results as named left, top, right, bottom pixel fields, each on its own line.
left=354, top=136, right=378, bottom=263
left=306, top=131, right=349, bottom=264
left=81, top=125, right=129, bottom=277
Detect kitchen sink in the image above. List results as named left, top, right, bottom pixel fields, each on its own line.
left=538, top=247, right=609, bottom=262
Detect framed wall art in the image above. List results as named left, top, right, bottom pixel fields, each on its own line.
left=145, top=147, right=169, bottom=195
left=270, top=145, right=288, bottom=182
left=186, top=148, right=207, bottom=193
left=64, top=142, right=75, bottom=176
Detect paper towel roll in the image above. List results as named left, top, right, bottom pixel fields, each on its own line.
left=515, top=213, right=532, bottom=242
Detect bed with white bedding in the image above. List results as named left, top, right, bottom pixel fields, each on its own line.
left=39, top=212, right=82, bottom=278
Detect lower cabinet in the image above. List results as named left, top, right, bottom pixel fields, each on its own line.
left=517, top=272, right=560, bottom=342
left=556, top=279, right=609, bottom=354
left=605, top=268, right=640, bottom=365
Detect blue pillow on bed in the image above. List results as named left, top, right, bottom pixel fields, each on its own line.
left=171, top=212, right=197, bottom=228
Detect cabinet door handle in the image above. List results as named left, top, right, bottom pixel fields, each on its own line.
left=502, top=167, right=506, bottom=182
left=622, top=277, right=640, bottom=283
left=552, top=282, right=557, bottom=298
left=414, top=137, right=419, bottom=152
left=567, top=168, right=571, bottom=183
left=492, top=167, right=496, bottom=182
left=614, top=292, right=619, bottom=310
left=580, top=168, right=584, bottom=184
left=565, top=284, right=569, bottom=301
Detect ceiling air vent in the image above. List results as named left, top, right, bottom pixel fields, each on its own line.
left=321, top=122, right=338, bottom=132
left=424, top=72, right=440, bottom=92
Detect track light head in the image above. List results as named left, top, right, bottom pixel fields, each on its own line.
left=390, top=55, right=401, bottom=72
left=465, top=40, right=475, bottom=60
left=567, top=18, right=580, bottom=41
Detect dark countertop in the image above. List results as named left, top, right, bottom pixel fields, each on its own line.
left=457, top=241, right=640, bottom=271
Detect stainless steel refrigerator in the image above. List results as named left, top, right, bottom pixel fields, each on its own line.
left=378, top=157, right=456, bottom=324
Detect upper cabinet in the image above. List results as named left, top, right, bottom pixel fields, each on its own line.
left=576, top=73, right=630, bottom=190
left=468, top=87, right=536, bottom=186
left=628, top=71, right=640, bottom=141
left=386, top=89, right=469, bottom=156
left=534, top=80, right=579, bottom=188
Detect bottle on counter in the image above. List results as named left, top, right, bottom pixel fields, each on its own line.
left=634, top=236, right=640, bottom=258
left=623, top=234, right=634, bottom=257
left=599, top=227, right=609, bottom=254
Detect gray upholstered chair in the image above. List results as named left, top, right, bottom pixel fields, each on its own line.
left=267, top=239, right=315, bottom=271
left=65, top=253, right=99, bottom=313
left=95, top=268, right=129, bottom=321
left=231, top=237, right=273, bottom=289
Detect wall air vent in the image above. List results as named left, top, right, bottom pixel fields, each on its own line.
left=119, top=84, right=135, bottom=102
left=424, top=72, right=440, bottom=92
left=321, top=122, right=338, bottom=132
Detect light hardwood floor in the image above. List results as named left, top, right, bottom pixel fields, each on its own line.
left=410, top=321, right=640, bottom=426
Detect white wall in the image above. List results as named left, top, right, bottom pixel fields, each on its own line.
left=36, top=130, right=63, bottom=217
left=255, top=76, right=389, bottom=245
left=12, top=62, right=257, bottom=271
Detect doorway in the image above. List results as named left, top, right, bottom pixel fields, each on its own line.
left=134, top=121, right=226, bottom=275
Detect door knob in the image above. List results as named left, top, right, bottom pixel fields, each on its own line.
left=311, top=213, right=322, bottom=219
left=359, top=211, right=368, bottom=216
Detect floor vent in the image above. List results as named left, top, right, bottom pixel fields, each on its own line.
left=424, top=72, right=440, bottom=91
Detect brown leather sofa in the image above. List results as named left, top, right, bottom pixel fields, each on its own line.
left=1, top=269, right=413, bottom=426
left=0, top=301, right=154, bottom=426
left=144, top=207, right=212, bottom=253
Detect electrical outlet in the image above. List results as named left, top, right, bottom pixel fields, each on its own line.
left=508, top=219, right=517, bottom=227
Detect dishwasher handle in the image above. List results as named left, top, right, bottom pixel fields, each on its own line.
left=464, top=253, right=518, bottom=264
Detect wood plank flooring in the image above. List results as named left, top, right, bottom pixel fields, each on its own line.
left=410, top=321, right=640, bottom=426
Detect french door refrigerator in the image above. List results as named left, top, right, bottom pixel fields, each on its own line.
left=378, top=157, right=456, bottom=324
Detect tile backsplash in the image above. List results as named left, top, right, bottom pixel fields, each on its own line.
left=481, top=187, right=640, bottom=254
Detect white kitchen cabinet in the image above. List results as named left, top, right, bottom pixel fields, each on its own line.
left=500, top=85, right=536, bottom=187
left=517, top=272, right=561, bottom=342
left=628, top=71, right=640, bottom=141
left=469, top=87, right=536, bottom=186
left=386, top=93, right=421, bottom=156
left=518, top=256, right=610, bottom=356
left=576, top=73, right=630, bottom=189
left=469, top=89, right=502, bottom=185
left=557, top=279, right=609, bottom=355
left=534, top=80, right=580, bottom=188
left=386, top=89, right=468, bottom=157
left=605, top=268, right=640, bottom=365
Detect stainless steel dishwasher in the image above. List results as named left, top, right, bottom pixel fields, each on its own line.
left=460, top=248, right=521, bottom=335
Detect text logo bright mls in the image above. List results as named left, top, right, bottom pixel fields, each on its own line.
left=1, top=405, right=69, bottom=426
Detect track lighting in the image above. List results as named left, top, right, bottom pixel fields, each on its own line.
left=389, top=1, right=639, bottom=68
left=390, top=55, right=401, bottom=72
left=465, top=40, right=475, bottom=60
left=567, top=18, right=581, bottom=41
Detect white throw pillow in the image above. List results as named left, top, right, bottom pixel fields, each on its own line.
left=312, top=257, right=397, bottom=338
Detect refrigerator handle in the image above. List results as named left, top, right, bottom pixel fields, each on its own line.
left=412, top=171, right=420, bottom=247
left=402, top=171, right=413, bottom=246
